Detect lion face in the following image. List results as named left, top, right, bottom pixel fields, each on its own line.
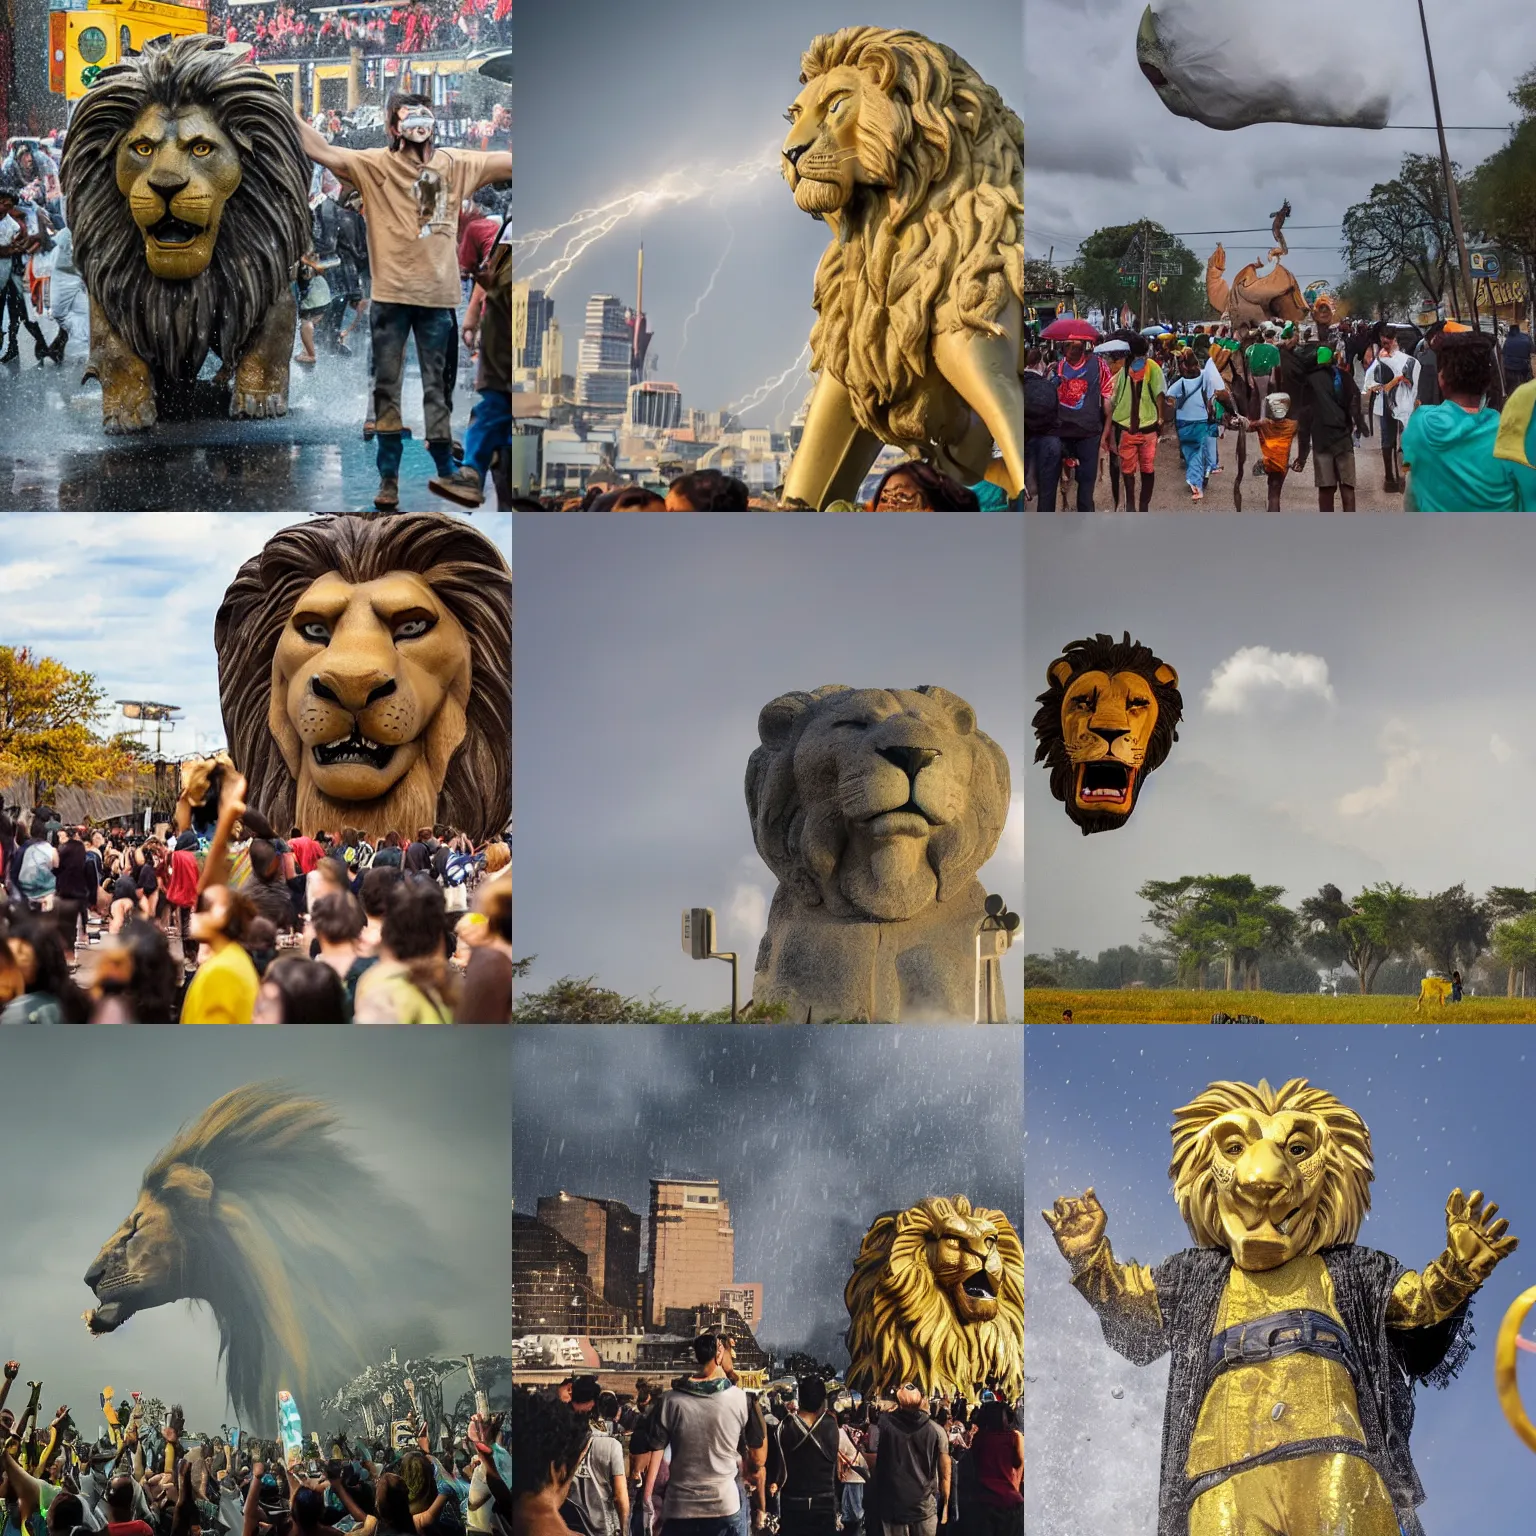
left=782, top=64, right=888, bottom=215
left=1058, top=665, right=1170, bottom=821
left=924, top=1206, right=1009, bottom=1324
left=117, top=103, right=242, bottom=280
left=83, top=1169, right=211, bottom=1334
left=271, top=571, right=471, bottom=813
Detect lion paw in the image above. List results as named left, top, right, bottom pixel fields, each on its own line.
left=231, top=391, right=289, bottom=421
left=102, top=399, right=158, bottom=435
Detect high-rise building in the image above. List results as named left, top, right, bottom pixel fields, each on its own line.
left=577, top=295, right=633, bottom=413
left=513, top=284, right=555, bottom=372
left=628, top=381, right=683, bottom=433
left=536, top=1192, right=642, bottom=1322
left=646, top=1177, right=735, bottom=1327
left=512, top=1214, right=627, bottom=1336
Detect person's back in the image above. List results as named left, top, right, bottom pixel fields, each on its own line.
left=564, top=1422, right=625, bottom=1536
left=1402, top=399, right=1520, bottom=510
left=1505, top=326, right=1532, bottom=375
left=55, top=834, right=90, bottom=899
left=656, top=1379, right=751, bottom=1519
left=777, top=1382, right=841, bottom=1536
left=872, top=1401, right=947, bottom=1536
left=969, top=1422, right=1022, bottom=1512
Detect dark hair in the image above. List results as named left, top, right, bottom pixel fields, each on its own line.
left=382, top=878, right=448, bottom=961
left=692, top=1332, right=724, bottom=1364
left=241, top=807, right=275, bottom=841
left=870, top=461, right=980, bottom=510
left=218, top=886, right=258, bottom=944
left=975, top=1400, right=1010, bottom=1433
left=47, top=1494, right=84, bottom=1535
left=373, top=1473, right=414, bottom=1534
left=510, top=1386, right=589, bottom=1500
left=384, top=830, right=402, bottom=849
left=1436, top=334, right=1496, bottom=401
left=594, top=486, right=667, bottom=509
left=385, top=89, right=432, bottom=133
left=9, top=917, right=90, bottom=1021
left=797, top=1376, right=827, bottom=1412
left=668, top=470, right=750, bottom=510
left=361, top=865, right=402, bottom=918
left=311, top=891, right=365, bottom=944
left=118, top=919, right=179, bottom=1023
left=262, top=957, right=348, bottom=1022
left=249, top=837, right=281, bottom=881
left=1129, top=333, right=1149, bottom=358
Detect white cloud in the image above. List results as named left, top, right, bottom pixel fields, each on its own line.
left=728, top=881, right=768, bottom=941
left=1491, top=733, right=1516, bottom=764
left=1203, top=645, right=1336, bottom=714
left=1337, top=722, right=1423, bottom=817
left=0, top=561, right=62, bottom=594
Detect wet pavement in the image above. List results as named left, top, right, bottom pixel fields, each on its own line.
left=0, top=339, right=497, bottom=512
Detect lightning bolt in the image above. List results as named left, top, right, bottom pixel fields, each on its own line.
left=727, top=341, right=814, bottom=418
left=678, top=217, right=736, bottom=360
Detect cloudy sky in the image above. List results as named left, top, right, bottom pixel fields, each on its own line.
left=514, top=0, right=1022, bottom=426
left=0, top=512, right=510, bottom=756
left=1027, top=0, right=1536, bottom=296
left=513, top=514, right=1024, bottom=1014
left=1026, top=515, right=1536, bottom=958
left=1027, top=1025, right=1536, bottom=1534
left=513, top=1025, right=1022, bottom=1359
left=0, top=1030, right=509, bottom=1430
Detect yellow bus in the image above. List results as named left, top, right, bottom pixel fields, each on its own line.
left=49, top=0, right=210, bottom=101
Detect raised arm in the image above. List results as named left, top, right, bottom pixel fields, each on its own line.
left=473, top=153, right=512, bottom=191
left=294, top=113, right=352, bottom=177
left=1389, top=1187, right=1518, bottom=1328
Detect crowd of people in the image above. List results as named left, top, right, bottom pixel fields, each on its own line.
left=0, top=1361, right=511, bottom=1536
left=512, top=1337, right=1022, bottom=1536
left=1023, top=312, right=1536, bottom=512
left=0, top=755, right=512, bottom=1023
left=214, top=0, right=511, bottom=61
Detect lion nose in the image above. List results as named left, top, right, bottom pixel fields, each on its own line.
left=311, top=674, right=397, bottom=712
left=83, top=1255, right=105, bottom=1287
left=1090, top=725, right=1128, bottom=745
left=783, top=142, right=809, bottom=169
left=879, top=745, right=939, bottom=780
left=149, top=174, right=189, bottom=202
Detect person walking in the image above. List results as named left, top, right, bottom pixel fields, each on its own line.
left=870, top=1385, right=949, bottom=1536
left=1362, top=326, right=1418, bottom=493
left=566, top=1377, right=629, bottom=1536
left=774, top=1378, right=841, bottom=1536
left=1503, top=322, right=1532, bottom=388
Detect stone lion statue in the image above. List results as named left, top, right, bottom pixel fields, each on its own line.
left=746, top=685, right=1011, bottom=1022
left=214, top=513, right=511, bottom=845
left=1044, top=1078, right=1516, bottom=1534
left=59, top=35, right=310, bottom=433
left=844, top=1195, right=1023, bottom=1403
left=1033, top=632, right=1182, bottom=836
left=84, top=1085, right=441, bottom=1430
left=779, top=28, right=1024, bottom=508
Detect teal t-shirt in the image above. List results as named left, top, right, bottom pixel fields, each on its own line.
left=1401, top=401, right=1536, bottom=511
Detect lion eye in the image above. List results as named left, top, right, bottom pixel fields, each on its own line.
left=131, top=142, right=153, bottom=157
left=190, top=142, right=213, bottom=157
left=394, top=617, right=433, bottom=640
left=834, top=719, right=869, bottom=731
left=1223, top=1140, right=1243, bottom=1156
left=298, top=621, right=330, bottom=643
left=1289, top=1142, right=1310, bottom=1157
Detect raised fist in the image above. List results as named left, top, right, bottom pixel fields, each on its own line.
left=1446, top=1187, right=1518, bottom=1281
left=3, top=1362, right=17, bottom=1381
left=1042, top=1188, right=1109, bottom=1265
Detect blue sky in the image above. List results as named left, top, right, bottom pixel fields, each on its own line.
left=1026, top=1025, right=1536, bottom=1534
left=512, top=513, right=1023, bottom=1015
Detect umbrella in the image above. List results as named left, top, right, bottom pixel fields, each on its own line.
left=1141, top=325, right=1166, bottom=337
left=1040, top=316, right=1102, bottom=342
left=1093, top=339, right=1130, bottom=355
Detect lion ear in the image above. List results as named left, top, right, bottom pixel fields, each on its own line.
left=758, top=687, right=849, bottom=747
left=1048, top=658, right=1074, bottom=688
left=1154, top=662, right=1179, bottom=688
left=915, top=686, right=975, bottom=736
left=159, top=1163, right=215, bottom=1211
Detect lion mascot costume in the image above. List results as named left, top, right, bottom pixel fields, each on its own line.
left=746, top=684, right=1011, bottom=1022
left=1034, top=632, right=1182, bottom=835
left=779, top=28, right=1025, bottom=508
left=59, top=35, right=310, bottom=433
left=845, top=1196, right=1024, bottom=1403
left=83, top=1084, right=443, bottom=1430
left=1043, top=1078, right=1516, bottom=1536
left=214, top=513, right=511, bottom=844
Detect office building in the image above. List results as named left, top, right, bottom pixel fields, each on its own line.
left=536, top=1192, right=642, bottom=1321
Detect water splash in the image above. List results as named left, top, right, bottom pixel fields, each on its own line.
left=678, top=217, right=736, bottom=360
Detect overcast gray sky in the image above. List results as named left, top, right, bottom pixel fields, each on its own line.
left=0, top=1030, right=509, bottom=1430
left=514, top=0, right=1023, bottom=426
left=1026, top=514, right=1536, bottom=958
left=1027, top=0, right=1536, bottom=294
left=513, top=514, right=1023, bottom=1014
left=0, top=513, right=510, bottom=755
left=513, top=1025, right=1022, bottom=1360
left=1027, top=1025, right=1536, bottom=1534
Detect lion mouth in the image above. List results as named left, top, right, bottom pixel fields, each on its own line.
left=962, top=1271, right=997, bottom=1301
left=313, top=727, right=396, bottom=771
left=867, top=801, right=942, bottom=838
left=147, top=215, right=206, bottom=247
left=1075, top=761, right=1135, bottom=807
left=85, top=1301, right=129, bottom=1334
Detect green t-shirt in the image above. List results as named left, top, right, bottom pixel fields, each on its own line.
left=1110, top=360, right=1166, bottom=430
left=1244, top=342, right=1281, bottom=374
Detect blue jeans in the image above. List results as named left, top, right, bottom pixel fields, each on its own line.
left=666, top=1517, right=741, bottom=1536
left=1058, top=435, right=1100, bottom=510
left=1177, top=422, right=1208, bottom=490
left=1204, top=427, right=1220, bottom=476
left=370, top=301, right=457, bottom=479
left=462, top=388, right=510, bottom=480
left=1026, top=432, right=1062, bottom=510
left=840, top=1484, right=865, bottom=1526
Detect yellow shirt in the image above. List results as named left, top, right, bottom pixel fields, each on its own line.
left=181, top=942, right=260, bottom=1024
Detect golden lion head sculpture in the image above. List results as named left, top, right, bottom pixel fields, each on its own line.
left=214, top=514, right=511, bottom=844
left=1033, top=632, right=1183, bottom=836
left=746, top=685, right=1010, bottom=923
left=845, top=1196, right=1023, bottom=1403
left=59, top=35, right=309, bottom=391
left=83, top=1085, right=442, bottom=1429
left=1171, top=1077, right=1374, bottom=1272
left=781, top=26, right=1024, bottom=450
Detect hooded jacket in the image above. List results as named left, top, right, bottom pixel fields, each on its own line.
left=1294, top=346, right=1366, bottom=462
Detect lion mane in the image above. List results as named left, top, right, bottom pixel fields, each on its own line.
left=844, top=1196, right=1024, bottom=1402
left=1032, top=632, right=1183, bottom=835
left=213, top=513, right=511, bottom=843
left=59, top=35, right=309, bottom=387
left=1171, top=1078, right=1374, bottom=1253
left=798, top=27, right=1024, bottom=447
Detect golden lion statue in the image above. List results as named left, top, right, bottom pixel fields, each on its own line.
left=214, top=513, right=511, bottom=844
left=779, top=28, right=1024, bottom=508
left=1044, top=1078, right=1515, bottom=1535
left=83, top=1085, right=442, bottom=1430
left=746, top=685, right=1011, bottom=1022
left=1415, top=975, right=1455, bottom=1012
left=59, top=35, right=310, bottom=433
left=1033, top=632, right=1182, bottom=836
left=845, top=1196, right=1023, bottom=1403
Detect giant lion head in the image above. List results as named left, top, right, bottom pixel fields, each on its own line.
left=844, top=1196, right=1024, bottom=1403
left=746, top=685, right=1010, bottom=923
left=214, top=514, right=511, bottom=845
left=781, top=27, right=1024, bottom=447
left=59, top=35, right=309, bottom=382
left=1033, top=632, right=1182, bottom=836
left=1171, top=1078, right=1373, bottom=1273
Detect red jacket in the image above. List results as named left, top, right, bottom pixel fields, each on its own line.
left=165, top=849, right=200, bottom=910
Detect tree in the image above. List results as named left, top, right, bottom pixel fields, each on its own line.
left=1024, top=257, right=1064, bottom=293
left=1492, top=912, right=1536, bottom=999
left=1411, top=883, right=1491, bottom=981
left=1063, top=222, right=1203, bottom=326
left=1485, top=887, right=1536, bottom=996
left=1139, top=874, right=1294, bottom=990
left=1464, top=118, right=1536, bottom=333
left=1342, top=154, right=1470, bottom=318
left=1297, top=884, right=1352, bottom=971
left=0, top=646, right=138, bottom=806
left=1336, top=267, right=1419, bottom=324
left=1338, top=883, right=1416, bottom=995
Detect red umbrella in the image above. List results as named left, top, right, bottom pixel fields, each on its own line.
left=1039, top=316, right=1102, bottom=342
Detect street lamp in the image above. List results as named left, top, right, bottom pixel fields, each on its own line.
left=975, top=894, right=1020, bottom=1024
left=681, top=906, right=739, bottom=1021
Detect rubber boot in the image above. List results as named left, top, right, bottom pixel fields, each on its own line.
left=0, top=330, right=18, bottom=364
left=46, top=325, right=68, bottom=365
left=27, top=320, right=46, bottom=362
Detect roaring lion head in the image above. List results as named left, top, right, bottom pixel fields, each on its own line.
left=59, top=35, right=309, bottom=383
left=781, top=27, right=1024, bottom=448
left=844, top=1196, right=1023, bottom=1403
left=1171, top=1078, right=1373, bottom=1273
left=1033, top=633, right=1182, bottom=836
left=214, top=514, right=511, bottom=845
left=746, top=685, right=1010, bottom=923
left=83, top=1085, right=442, bottom=1429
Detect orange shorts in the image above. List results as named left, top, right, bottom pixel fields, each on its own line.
left=1118, top=430, right=1158, bottom=474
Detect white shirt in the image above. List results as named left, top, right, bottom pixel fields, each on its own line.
left=1366, top=348, right=1417, bottom=423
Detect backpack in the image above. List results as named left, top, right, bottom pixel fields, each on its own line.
left=443, top=851, right=475, bottom=887
left=17, top=841, right=55, bottom=899
left=1023, top=371, right=1059, bottom=435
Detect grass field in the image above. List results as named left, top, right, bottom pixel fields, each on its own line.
left=1025, top=988, right=1536, bottom=1023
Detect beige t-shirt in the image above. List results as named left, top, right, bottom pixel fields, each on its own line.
left=330, top=144, right=499, bottom=308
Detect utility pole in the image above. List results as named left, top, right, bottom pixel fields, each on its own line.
left=1417, top=0, right=1476, bottom=325
left=1139, top=219, right=1152, bottom=331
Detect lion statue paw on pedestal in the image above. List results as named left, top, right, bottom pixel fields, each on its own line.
left=59, top=35, right=310, bottom=434
left=779, top=28, right=1025, bottom=509
left=844, top=1196, right=1024, bottom=1404
left=746, top=685, right=1010, bottom=1022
